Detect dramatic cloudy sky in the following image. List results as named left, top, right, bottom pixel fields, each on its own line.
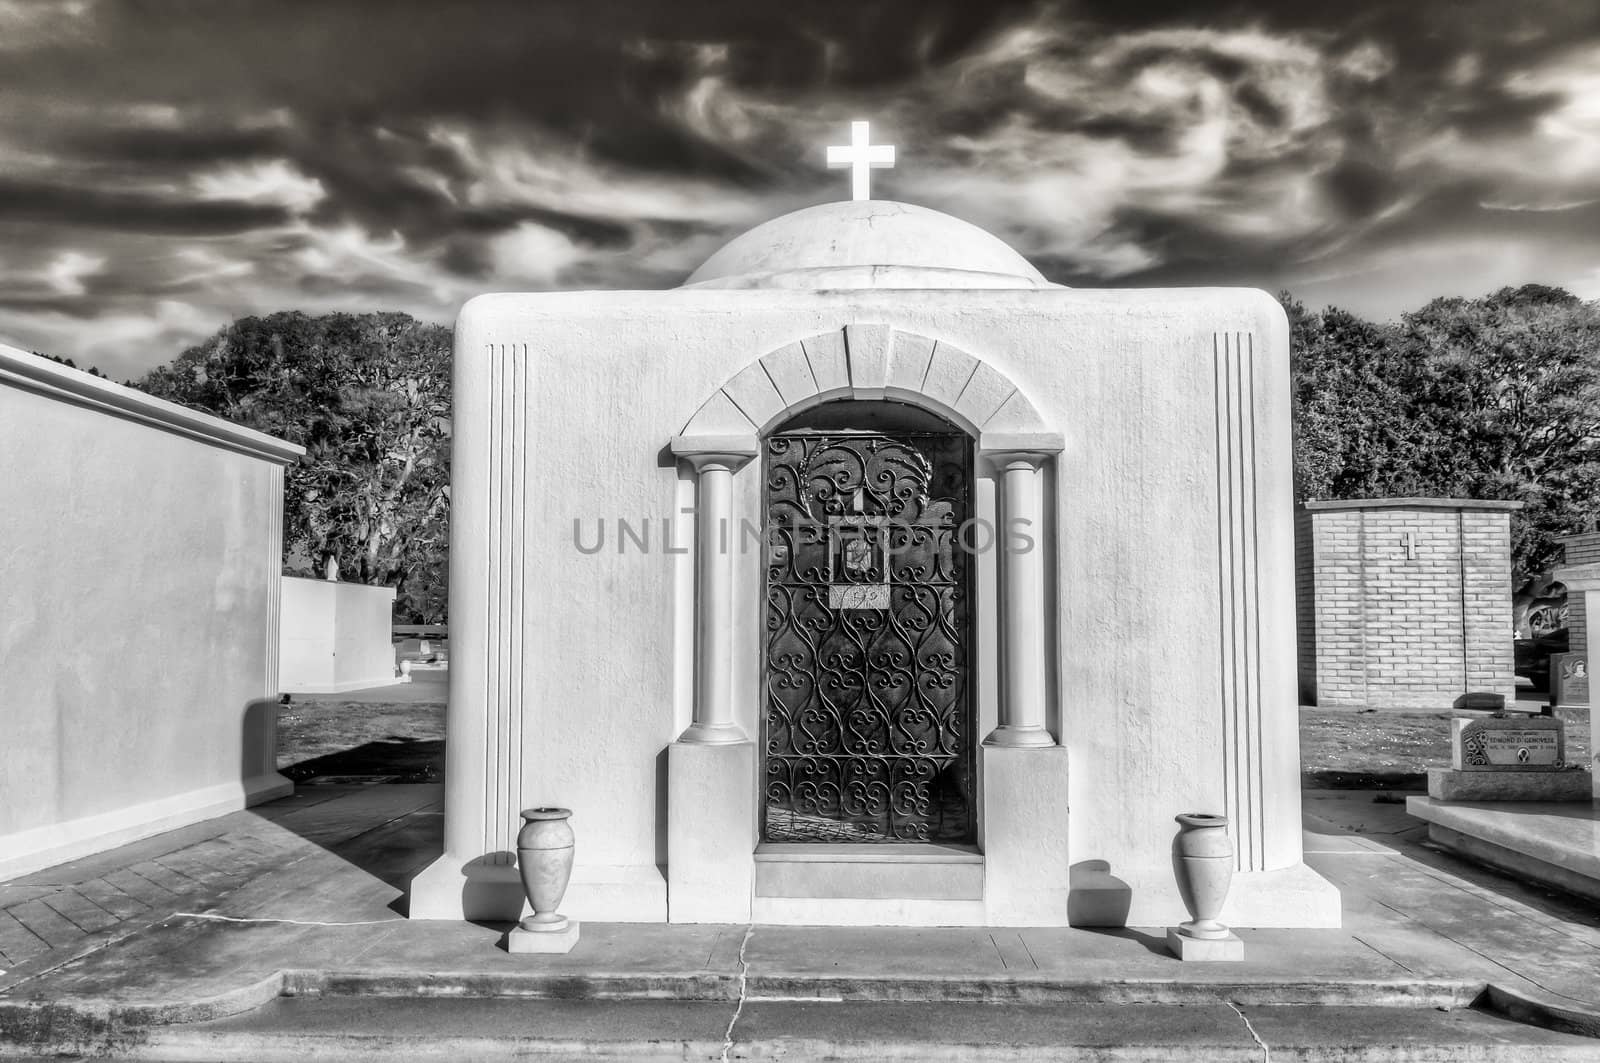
left=3, top=0, right=1599, bottom=379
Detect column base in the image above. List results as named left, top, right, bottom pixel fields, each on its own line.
left=668, top=739, right=756, bottom=922
left=982, top=726, right=1055, bottom=749
left=677, top=722, right=749, bottom=745
left=981, top=743, right=1070, bottom=924
left=408, top=853, right=523, bottom=921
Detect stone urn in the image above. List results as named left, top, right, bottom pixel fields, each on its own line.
left=516, top=808, right=574, bottom=933
left=1171, top=812, right=1233, bottom=940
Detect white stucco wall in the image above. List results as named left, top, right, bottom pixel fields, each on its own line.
left=0, top=347, right=303, bottom=880
left=280, top=576, right=399, bottom=693
left=413, top=286, right=1334, bottom=927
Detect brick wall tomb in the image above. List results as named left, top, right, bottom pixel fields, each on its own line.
left=1296, top=498, right=1521, bottom=710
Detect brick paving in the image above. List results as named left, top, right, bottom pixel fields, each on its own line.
left=0, top=783, right=442, bottom=978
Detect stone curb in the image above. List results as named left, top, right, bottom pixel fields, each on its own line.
left=4, top=1007, right=1600, bottom=1063
left=288, top=968, right=1487, bottom=1008
left=3, top=970, right=1598, bottom=1052
left=1482, top=984, right=1600, bottom=1040
left=0, top=971, right=285, bottom=1057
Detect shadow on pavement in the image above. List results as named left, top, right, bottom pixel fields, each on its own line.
left=280, top=738, right=444, bottom=784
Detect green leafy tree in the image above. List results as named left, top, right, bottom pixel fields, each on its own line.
left=138, top=311, right=452, bottom=622
left=1284, top=294, right=1441, bottom=502
left=37, top=352, right=107, bottom=378
left=1285, top=286, right=1600, bottom=631
left=1399, top=286, right=1600, bottom=626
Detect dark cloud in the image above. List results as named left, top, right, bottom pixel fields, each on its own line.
left=453, top=205, right=635, bottom=248
left=1319, top=159, right=1395, bottom=219
left=0, top=179, right=293, bottom=233
left=48, top=125, right=288, bottom=166
left=0, top=0, right=1597, bottom=369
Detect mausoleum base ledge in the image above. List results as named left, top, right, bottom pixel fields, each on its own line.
left=754, top=842, right=982, bottom=862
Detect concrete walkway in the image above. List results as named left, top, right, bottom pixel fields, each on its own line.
left=1, top=784, right=1598, bottom=1059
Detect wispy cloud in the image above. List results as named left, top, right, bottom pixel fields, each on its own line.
left=0, top=0, right=96, bottom=51
left=193, top=159, right=326, bottom=214
left=43, top=250, right=105, bottom=296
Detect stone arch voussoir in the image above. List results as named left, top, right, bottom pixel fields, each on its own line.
left=678, top=325, right=1054, bottom=448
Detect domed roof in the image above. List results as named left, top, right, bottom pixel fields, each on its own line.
left=682, top=200, right=1055, bottom=290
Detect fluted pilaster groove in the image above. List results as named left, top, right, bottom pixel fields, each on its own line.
left=266, top=466, right=283, bottom=699
left=483, top=344, right=528, bottom=862
left=1214, top=331, right=1265, bottom=873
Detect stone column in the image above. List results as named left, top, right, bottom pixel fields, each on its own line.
left=673, top=437, right=758, bottom=744
left=977, top=435, right=1070, bottom=924
left=986, top=447, right=1059, bottom=747
left=667, top=435, right=759, bottom=921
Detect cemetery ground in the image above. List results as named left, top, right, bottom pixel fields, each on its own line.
left=2, top=683, right=1597, bottom=1058
left=272, top=676, right=1590, bottom=792
left=2, top=780, right=1600, bottom=1061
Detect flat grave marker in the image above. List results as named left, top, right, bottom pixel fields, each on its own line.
left=1451, top=715, right=1563, bottom=771
left=1430, top=714, right=1588, bottom=802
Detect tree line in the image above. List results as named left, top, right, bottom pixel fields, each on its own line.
left=136, top=312, right=450, bottom=623
left=1288, top=284, right=1600, bottom=629
left=121, top=284, right=1599, bottom=626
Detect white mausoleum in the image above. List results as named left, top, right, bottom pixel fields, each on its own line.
left=410, top=190, right=1340, bottom=928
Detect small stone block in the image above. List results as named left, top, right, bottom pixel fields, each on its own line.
left=507, top=921, right=581, bottom=954
left=1166, top=928, right=1243, bottom=962
left=1428, top=767, right=1591, bottom=802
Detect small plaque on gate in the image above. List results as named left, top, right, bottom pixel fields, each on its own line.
left=829, top=584, right=890, bottom=610
left=1451, top=716, right=1564, bottom=771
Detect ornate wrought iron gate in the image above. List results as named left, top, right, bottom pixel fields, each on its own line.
left=761, top=429, right=974, bottom=843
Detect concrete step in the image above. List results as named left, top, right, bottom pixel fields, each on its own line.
left=3, top=997, right=1597, bottom=1062
left=1407, top=797, right=1600, bottom=905
left=289, top=966, right=1487, bottom=1009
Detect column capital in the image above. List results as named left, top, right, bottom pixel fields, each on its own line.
left=671, top=434, right=759, bottom=473
left=985, top=450, right=1052, bottom=473
left=979, top=431, right=1064, bottom=468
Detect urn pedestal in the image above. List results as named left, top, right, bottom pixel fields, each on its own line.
left=507, top=807, right=581, bottom=954
left=1166, top=812, right=1243, bottom=961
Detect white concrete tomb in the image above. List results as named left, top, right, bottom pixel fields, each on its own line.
left=279, top=576, right=402, bottom=694
left=1, top=346, right=303, bottom=881
left=409, top=199, right=1340, bottom=928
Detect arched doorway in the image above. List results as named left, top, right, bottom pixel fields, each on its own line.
left=760, top=400, right=976, bottom=844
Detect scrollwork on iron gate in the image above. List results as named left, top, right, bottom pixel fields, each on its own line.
left=762, top=430, right=973, bottom=843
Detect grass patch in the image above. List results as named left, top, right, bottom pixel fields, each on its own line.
left=277, top=698, right=1590, bottom=792
left=1300, top=708, right=1590, bottom=789
left=277, top=699, right=444, bottom=782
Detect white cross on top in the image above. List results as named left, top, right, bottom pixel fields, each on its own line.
left=827, top=121, right=895, bottom=201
